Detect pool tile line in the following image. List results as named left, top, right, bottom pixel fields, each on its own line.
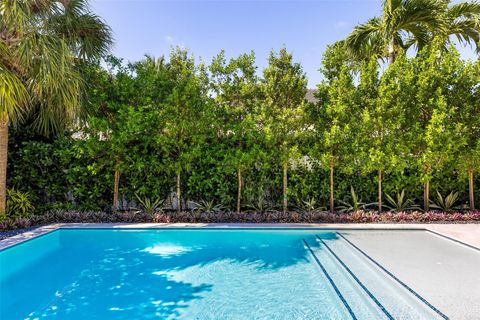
left=336, top=232, right=449, bottom=320
left=302, top=239, right=357, bottom=320
left=426, top=229, right=480, bottom=252
left=315, top=235, right=394, bottom=320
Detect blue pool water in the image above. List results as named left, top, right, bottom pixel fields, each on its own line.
left=0, top=229, right=442, bottom=319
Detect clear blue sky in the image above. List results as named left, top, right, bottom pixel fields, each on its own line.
left=91, top=0, right=476, bottom=88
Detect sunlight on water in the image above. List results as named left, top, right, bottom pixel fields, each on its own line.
left=142, top=244, right=194, bottom=257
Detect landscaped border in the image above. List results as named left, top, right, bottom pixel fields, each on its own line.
left=1, top=223, right=479, bottom=251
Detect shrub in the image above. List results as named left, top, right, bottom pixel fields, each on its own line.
left=4, top=189, right=35, bottom=221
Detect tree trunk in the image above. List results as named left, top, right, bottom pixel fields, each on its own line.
left=423, top=180, right=430, bottom=211
left=113, top=168, right=120, bottom=212
left=282, top=162, right=288, bottom=213
left=329, top=158, right=334, bottom=213
left=236, top=167, right=242, bottom=214
left=378, top=169, right=383, bottom=213
left=468, top=169, right=475, bottom=211
left=0, top=114, right=8, bottom=214
left=176, top=171, right=181, bottom=212
left=387, top=42, right=396, bottom=64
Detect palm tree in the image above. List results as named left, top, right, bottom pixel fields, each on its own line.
left=0, top=0, right=112, bottom=213
left=444, top=1, right=480, bottom=52
left=345, top=0, right=480, bottom=63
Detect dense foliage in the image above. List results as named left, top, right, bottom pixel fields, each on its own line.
left=6, top=41, right=480, bottom=218
left=0, top=0, right=112, bottom=214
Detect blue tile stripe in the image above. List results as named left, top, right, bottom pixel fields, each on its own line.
left=426, top=229, right=480, bottom=252
left=302, top=239, right=357, bottom=320
left=337, top=232, right=449, bottom=320
left=315, top=235, right=394, bottom=320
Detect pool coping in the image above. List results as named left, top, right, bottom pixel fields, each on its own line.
left=1, top=223, right=479, bottom=251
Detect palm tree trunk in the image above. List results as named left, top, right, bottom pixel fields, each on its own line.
left=282, top=162, right=288, bottom=213
left=176, top=171, right=181, bottom=212
left=423, top=180, right=430, bottom=211
left=378, top=169, right=383, bottom=213
left=0, top=113, right=8, bottom=214
left=236, top=167, right=242, bottom=214
left=468, top=169, right=475, bottom=211
left=113, top=168, right=120, bottom=212
left=387, top=42, right=396, bottom=64
left=329, top=158, right=334, bottom=213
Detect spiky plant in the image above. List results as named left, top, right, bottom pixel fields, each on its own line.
left=191, top=200, right=225, bottom=214
left=336, top=186, right=366, bottom=213
left=384, top=189, right=421, bottom=212
left=133, top=194, right=165, bottom=215
left=297, top=197, right=325, bottom=213
left=430, top=191, right=462, bottom=212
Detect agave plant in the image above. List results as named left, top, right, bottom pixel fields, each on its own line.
left=297, top=198, right=326, bottom=213
left=430, top=191, right=462, bottom=212
left=191, top=200, right=225, bottom=213
left=336, top=187, right=366, bottom=213
left=384, top=190, right=420, bottom=212
left=133, top=194, right=165, bottom=215
left=244, top=197, right=277, bottom=214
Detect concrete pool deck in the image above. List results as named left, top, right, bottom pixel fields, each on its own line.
left=1, top=223, right=479, bottom=319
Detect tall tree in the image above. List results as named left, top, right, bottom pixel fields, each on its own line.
left=307, top=44, right=359, bottom=212
left=316, top=67, right=358, bottom=212
left=409, top=41, right=464, bottom=210
left=82, top=56, right=149, bottom=211
left=0, top=0, right=112, bottom=213
left=160, top=48, right=209, bottom=212
left=210, top=51, right=262, bottom=213
left=261, top=48, right=307, bottom=212
left=451, top=59, right=480, bottom=210
left=358, top=56, right=412, bottom=212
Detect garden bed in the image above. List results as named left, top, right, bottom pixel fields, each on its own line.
left=1, top=210, right=479, bottom=233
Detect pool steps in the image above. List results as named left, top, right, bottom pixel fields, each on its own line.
left=335, top=232, right=448, bottom=320
left=316, top=235, right=394, bottom=320
left=304, top=238, right=387, bottom=319
left=303, top=239, right=358, bottom=319
left=304, top=234, right=446, bottom=320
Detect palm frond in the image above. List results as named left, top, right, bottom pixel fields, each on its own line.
left=446, top=2, right=480, bottom=51
left=19, top=35, right=82, bottom=134
left=347, top=0, right=449, bottom=61
left=48, top=3, right=113, bottom=60
left=345, top=17, right=384, bottom=61
left=448, top=2, right=480, bottom=19
left=0, top=66, right=29, bottom=124
left=0, top=0, right=112, bottom=135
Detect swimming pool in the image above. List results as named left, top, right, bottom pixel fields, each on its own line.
left=0, top=229, right=457, bottom=319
